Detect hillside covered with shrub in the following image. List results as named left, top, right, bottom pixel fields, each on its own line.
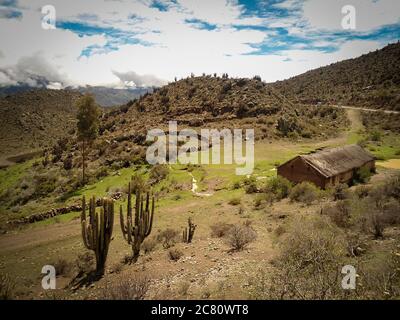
left=273, top=42, right=400, bottom=110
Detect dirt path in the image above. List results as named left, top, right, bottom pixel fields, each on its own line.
left=188, top=172, right=213, bottom=197
left=332, top=105, right=400, bottom=115
left=346, top=108, right=364, bottom=132
left=0, top=220, right=81, bottom=253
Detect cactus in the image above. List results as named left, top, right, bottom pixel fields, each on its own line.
left=182, top=217, right=196, bottom=244
left=81, top=196, right=114, bottom=276
left=120, top=182, right=155, bottom=263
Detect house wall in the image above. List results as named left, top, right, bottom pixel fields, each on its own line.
left=277, top=157, right=326, bottom=188
left=278, top=158, right=376, bottom=189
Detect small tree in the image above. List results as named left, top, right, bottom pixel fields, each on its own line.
left=76, top=94, right=100, bottom=185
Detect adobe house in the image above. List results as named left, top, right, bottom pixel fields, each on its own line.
left=277, top=145, right=375, bottom=189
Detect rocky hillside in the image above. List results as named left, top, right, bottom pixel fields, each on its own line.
left=0, top=89, right=82, bottom=162
left=273, top=42, right=400, bottom=110
left=105, top=75, right=346, bottom=140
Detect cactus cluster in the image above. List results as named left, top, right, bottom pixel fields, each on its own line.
left=81, top=196, right=114, bottom=276
left=182, top=217, right=196, bottom=243
left=120, top=182, right=155, bottom=263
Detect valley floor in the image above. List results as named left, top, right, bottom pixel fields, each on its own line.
left=1, top=109, right=400, bottom=299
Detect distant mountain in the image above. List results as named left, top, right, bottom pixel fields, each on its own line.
left=273, top=42, right=400, bottom=111
left=75, top=86, right=153, bottom=107
left=0, top=85, right=153, bottom=107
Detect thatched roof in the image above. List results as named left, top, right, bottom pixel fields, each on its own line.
left=299, top=145, right=375, bottom=178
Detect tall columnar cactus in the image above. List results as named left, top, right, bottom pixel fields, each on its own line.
left=120, top=183, right=155, bottom=263
left=81, top=196, right=114, bottom=276
left=182, top=217, right=196, bottom=244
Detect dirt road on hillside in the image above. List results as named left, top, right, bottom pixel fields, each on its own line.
left=332, top=105, right=400, bottom=114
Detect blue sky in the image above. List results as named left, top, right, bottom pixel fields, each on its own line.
left=0, top=0, right=399, bottom=87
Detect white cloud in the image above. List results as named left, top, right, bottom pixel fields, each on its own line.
left=0, top=0, right=398, bottom=87
left=302, top=0, right=400, bottom=32
left=112, top=70, right=166, bottom=87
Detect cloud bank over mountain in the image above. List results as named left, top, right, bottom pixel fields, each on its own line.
left=0, top=0, right=399, bottom=88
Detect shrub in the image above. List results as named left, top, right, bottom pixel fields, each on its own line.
left=210, top=222, right=234, bottom=238
left=369, top=130, right=382, bottom=142
left=149, top=165, right=169, bottom=184
left=142, top=238, right=157, bottom=254
left=177, top=281, right=190, bottom=297
left=263, top=176, right=292, bottom=201
left=63, top=156, right=73, bottom=171
left=0, top=274, right=15, bottom=300
left=359, top=246, right=400, bottom=299
left=74, top=252, right=95, bottom=275
left=382, top=173, right=400, bottom=199
left=228, top=197, right=241, bottom=206
left=333, top=183, right=349, bottom=201
left=289, top=182, right=320, bottom=205
left=322, top=200, right=352, bottom=228
left=225, top=224, right=257, bottom=251
left=232, top=181, right=241, bottom=190
left=53, top=258, right=72, bottom=276
left=131, top=172, right=148, bottom=194
left=243, top=176, right=258, bottom=194
left=355, top=185, right=371, bottom=198
left=168, top=249, right=183, bottom=262
left=249, top=216, right=348, bottom=300
left=33, top=172, right=57, bottom=198
left=157, top=228, right=179, bottom=248
left=354, top=167, right=372, bottom=184
left=102, top=274, right=150, bottom=300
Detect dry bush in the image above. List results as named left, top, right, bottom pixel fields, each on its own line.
left=274, top=225, right=286, bottom=237
left=177, top=280, right=191, bottom=297
left=168, top=249, right=183, bottom=261
left=289, top=182, right=320, bottom=205
left=228, top=197, right=241, bottom=206
left=130, top=172, right=148, bottom=194
left=358, top=246, right=400, bottom=299
left=249, top=216, right=350, bottom=300
left=332, top=183, right=350, bottom=201
left=243, top=176, right=258, bottom=194
left=75, top=252, right=95, bottom=275
left=149, top=164, right=169, bottom=184
left=322, top=200, right=352, bottom=228
left=0, top=274, right=15, bottom=300
left=102, top=274, right=150, bottom=300
left=157, top=228, right=179, bottom=249
left=382, top=173, right=400, bottom=199
left=210, top=222, right=234, bottom=238
left=225, top=224, right=257, bottom=252
left=142, top=237, right=157, bottom=254
left=53, top=258, right=72, bottom=276
left=355, top=197, right=400, bottom=239
left=355, top=185, right=371, bottom=198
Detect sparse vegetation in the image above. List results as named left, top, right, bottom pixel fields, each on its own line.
left=289, top=182, right=320, bottom=205
left=168, top=248, right=183, bottom=261
left=102, top=274, right=150, bottom=300
left=157, top=228, right=179, bottom=249
left=225, top=224, right=257, bottom=252
left=210, top=222, right=234, bottom=238
left=0, top=274, right=15, bottom=300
